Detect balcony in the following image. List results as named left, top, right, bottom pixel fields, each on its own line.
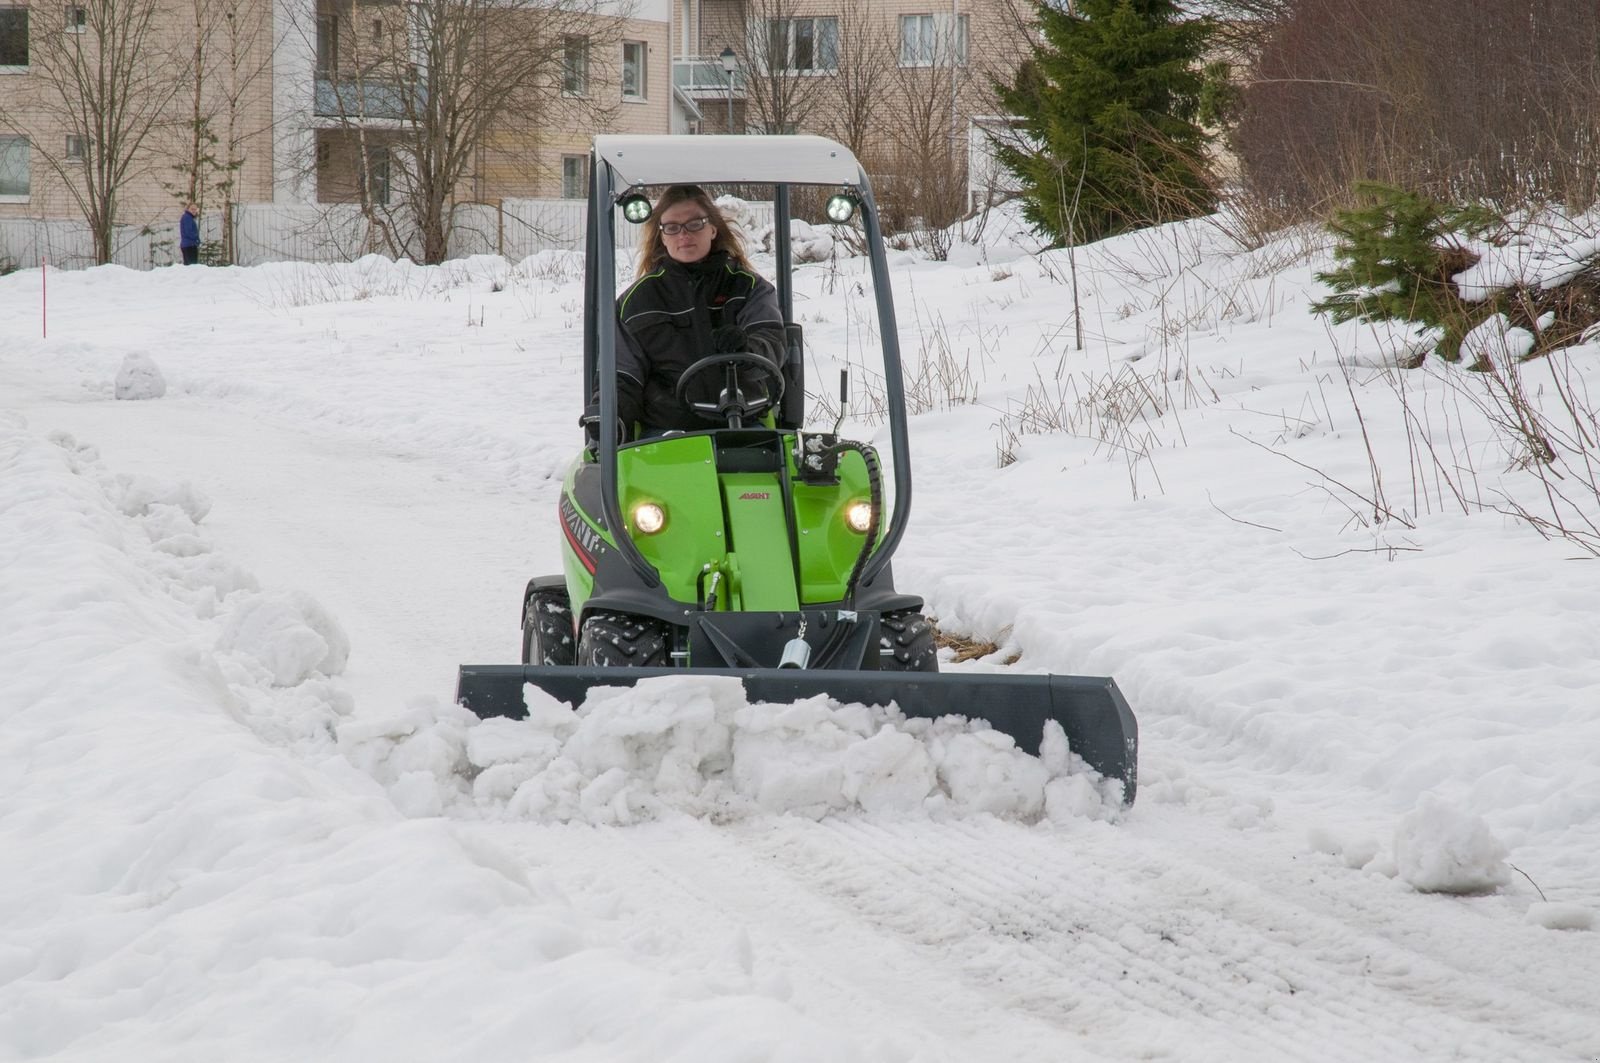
left=673, top=56, right=746, bottom=99
left=314, top=77, right=423, bottom=121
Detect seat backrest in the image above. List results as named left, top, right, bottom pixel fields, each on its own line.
left=780, top=323, right=805, bottom=428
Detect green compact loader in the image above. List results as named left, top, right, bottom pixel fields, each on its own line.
left=455, top=135, right=1137, bottom=802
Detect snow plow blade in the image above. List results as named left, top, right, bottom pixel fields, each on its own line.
left=456, top=666, right=1138, bottom=804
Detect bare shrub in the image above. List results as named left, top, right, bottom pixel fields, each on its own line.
left=806, top=296, right=997, bottom=425
left=1237, top=0, right=1600, bottom=219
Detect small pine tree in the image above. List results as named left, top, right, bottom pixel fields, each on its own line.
left=1312, top=183, right=1501, bottom=361
left=993, top=0, right=1216, bottom=246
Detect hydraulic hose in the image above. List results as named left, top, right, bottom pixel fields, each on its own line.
left=823, top=440, right=883, bottom=604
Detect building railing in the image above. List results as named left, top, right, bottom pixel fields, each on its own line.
left=313, top=77, right=423, bottom=120
left=672, top=56, right=746, bottom=97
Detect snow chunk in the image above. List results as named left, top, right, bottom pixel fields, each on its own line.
left=1392, top=794, right=1510, bottom=894
left=1459, top=312, right=1535, bottom=374
left=1307, top=826, right=1383, bottom=870
left=931, top=726, right=1048, bottom=818
left=115, top=474, right=212, bottom=522
left=114, top=351, right=167, bottom=400
left=217, top=590, right=351, bottom=685
left=1525, top=902, right=1594, bottom=932
left=841, top=726, right=936, bottom=814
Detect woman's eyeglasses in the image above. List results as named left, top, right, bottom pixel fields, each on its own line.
left=660, top=217, right=711, bottom=236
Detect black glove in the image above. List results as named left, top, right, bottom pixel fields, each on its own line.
left=711, top=324, right=748, bottom=354
left=582, top=377, right=646, bottom=443
left=579, top=402, right=604, bottom=444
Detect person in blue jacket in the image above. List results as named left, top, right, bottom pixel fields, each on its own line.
left=179, top=203, right=200, bottom=265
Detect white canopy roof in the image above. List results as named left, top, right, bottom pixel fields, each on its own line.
left=592, top=135, right=864, bottom=189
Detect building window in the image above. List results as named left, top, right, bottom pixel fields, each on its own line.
left=65, top=4, right=86, bottom=32
left=765, top=17, right=837, bottom=74
left=65, top=134, right=88, bottom=159
left=363, top=147, right=391, bottom=205
left=0, top=6, right=28, bottom=66
left=621, top=40, right=645, bottom=100
left=560, top=155, right=586, bottom=199
left=562, top=35, right=588, bottom=96
left=899, top=13, right=968, bottom=67
left=0, top=135, right=29, bottom=198
left=371, top=17, right=382, bottom=44
left=315, top=15, right=338, bottom=76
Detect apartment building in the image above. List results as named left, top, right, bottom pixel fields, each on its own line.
left=672, top=0, right=1024, bottom=222
left=0, top=0, right=1025, bottom=259
left=0, top=0, right=276, bottom=224
left=0, top=0, right=676, bottom=229
left=293, top=0, right=676, bottom=206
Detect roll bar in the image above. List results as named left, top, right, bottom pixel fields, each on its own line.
left=583, top=140, right=913, bottom=591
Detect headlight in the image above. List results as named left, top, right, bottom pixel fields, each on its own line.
left=619, top=192, right=653, bottom=223
left=844, top=500, right=873, bottom=533
left=632, top=501, right=666, bottom=534
left=826, top=193, right=857, bottom=223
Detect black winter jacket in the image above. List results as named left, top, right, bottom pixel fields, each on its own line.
left=613, top=251, right=786, bottom=432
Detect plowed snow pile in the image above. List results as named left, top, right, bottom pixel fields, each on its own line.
left=340, top=677, right=1122, bottom=825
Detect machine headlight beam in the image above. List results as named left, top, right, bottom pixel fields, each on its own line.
left=632, top=501, right=667, bottom=534
left=845, top=500, right=873, bottom=533
left=619, top=190, right=653, bottom=223
left=825, top=193, right=858, bottom=223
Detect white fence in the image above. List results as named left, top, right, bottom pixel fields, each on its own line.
left=1, top=199, right=777, bottom=272
left=0, top=218, right=181, bottom=272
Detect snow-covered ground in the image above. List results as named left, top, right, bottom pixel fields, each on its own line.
left=3, top=209, right=1598, bottom=1062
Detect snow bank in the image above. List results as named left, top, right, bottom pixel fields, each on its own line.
left=340, top=676, right=1122, bottom=827
left=1455, top=209, right=1600, bottom=300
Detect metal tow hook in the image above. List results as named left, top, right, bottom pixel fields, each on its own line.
left=778, top=617, right=810, bottom=669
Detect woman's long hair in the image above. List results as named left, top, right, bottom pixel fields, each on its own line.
left=635, top=185, right=756, bottom=275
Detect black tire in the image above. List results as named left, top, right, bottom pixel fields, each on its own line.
left=522, top=588, right=576, bottom=666
left=577, top=611, right=670, bottom=668
left=878, top=611, right=939, bottom=672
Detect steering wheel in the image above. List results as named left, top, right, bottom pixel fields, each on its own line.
left=674, top=352, right=786, bottom=428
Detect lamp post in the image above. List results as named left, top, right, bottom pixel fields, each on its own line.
left=718, top=46, right=736, bottom=134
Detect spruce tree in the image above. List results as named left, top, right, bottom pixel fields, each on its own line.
left=994, top=0, right=1215, bottom=245
left=1311, top=183, right=1501, bottom=362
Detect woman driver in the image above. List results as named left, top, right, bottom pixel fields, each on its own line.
left=604, top=185, right=787, bottom=438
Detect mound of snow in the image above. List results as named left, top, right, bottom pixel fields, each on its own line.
left=113, top=472, right=212, bottom=522
left=1393, top=793, right=1510, bottom=894
left=339, top=674, right=1123, bottom=826
left=114, top=351, right=167, bottom=400
left=217, top=590, right=351, bottom=686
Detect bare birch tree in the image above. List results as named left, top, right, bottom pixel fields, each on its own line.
left=823, top=0, right=895, bottom=161
left=881, top=13, right=980, bottom=255
left=0, top=0, right=183, bottom=264
left=169, top=0, right=272, bottom=262
left=738, top=0, right=835, bottom=136
left=303, top=0, right=625, bottom=263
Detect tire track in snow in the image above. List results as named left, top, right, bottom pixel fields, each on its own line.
left=724, top=815, right=1599, bottom=1063
left=498, top=818, right=1123, bottom=1063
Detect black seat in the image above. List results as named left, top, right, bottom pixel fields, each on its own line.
left=779, top=323, right=805, bottom=429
